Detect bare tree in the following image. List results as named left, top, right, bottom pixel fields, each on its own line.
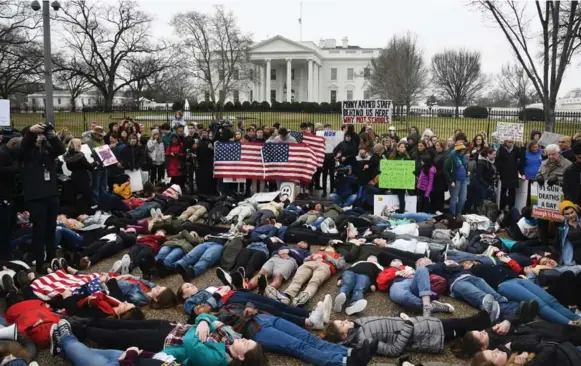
left=498, top=63, right=537, bottom=109
left=368, top=33, right=429, bottom=110
left=0, top=0, right=40, bottom=46
left=476, top=1, right=581, bottom=131
left=55, top=65, right=92, bottom=111
left=53, top=0, right=170, bottom=111
left=172, top=5, right=252, bottom=112
left=431, top=49, right=485, bottom=117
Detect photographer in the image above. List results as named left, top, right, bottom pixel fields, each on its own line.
left=19, top=123, right=66, bottom=273
left=0, top=137, right=22, bottom=260
left=213, top=120, right=234, bottom=142
left=330, top=165, right=358, bottom=208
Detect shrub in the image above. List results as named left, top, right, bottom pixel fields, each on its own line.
left=290, top=101, right=301, bottom=112
left=320, top=102, right=332, bottom=113
left=260, top=101, right=270, bottom=111
left=519, top=108, right=545, bottom=122
left=172, top=101, right=184, bottom=111
left=271, top=101, right=282, bottom=111
left=242, top=101, right=251, bottom=110
left=463, top=106, right=489, bottom=119
left=198, top=101, right=208, bottom=112
left=189, top=100, right=198, bottom=112
left=437, top=110, right=454, bottom=118
left=333, top=101, right=342, bottom=113
left=251, top=101, right=261, bottom=110
left=207, top=101, right=215, bottom=111
left=233, top=101, right=242, bottom=111
left=224, top=102, right=234, bottom=111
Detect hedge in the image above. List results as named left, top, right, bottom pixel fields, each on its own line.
left=519, top=108, right=545, bottom=122
left=463, top=106, right=489, bottom=119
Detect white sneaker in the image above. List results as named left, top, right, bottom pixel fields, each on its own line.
left=323, top=294, right=333, bottom=323
left=431, top=300, right=455, bottom=313
left=346, top=299, right=367, bottom=315
left=460, top=222, right=471, bottom=237
left=308, top=309, right=325, bottom=330
left=150, top=208, right=157, bottom=219
left=156, top=208, right=163, bottom=220
left=482, top=294, right=500, bottom=322
left=109, top=260, right=122, bottom=274
left=334, top=293, right=346, bottom=313
left=120, top=254, right=131, bottom=275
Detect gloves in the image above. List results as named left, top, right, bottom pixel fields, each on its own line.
left=547, top=177, right=558, bottom=186
left=536, top=176, right=545, bottom=186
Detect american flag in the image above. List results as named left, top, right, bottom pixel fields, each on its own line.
left=289, top=131, right=325, bottom=167
left=213, top=141, right=318, bottom=183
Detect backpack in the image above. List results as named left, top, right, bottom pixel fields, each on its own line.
left=477, top=199, right=500, bottom=223
left=220, top=237, right=244, bottom=270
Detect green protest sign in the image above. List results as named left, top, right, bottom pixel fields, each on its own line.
left=379, top=160, right=416, bottom=189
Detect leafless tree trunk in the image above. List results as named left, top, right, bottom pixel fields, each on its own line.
left=431, top=49, right=484, bottom=117
left=498, top=63, right=537, bottom=110
left=55, top=67, right=92, bottom=112
left=53, top=0, right=170, bottom=111
left=476, top=1, right=581, bottom=131
left=172, top=5, right=252, bottom=118
left=368, top=32, right=429, bottom=111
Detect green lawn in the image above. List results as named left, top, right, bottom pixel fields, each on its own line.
left=10, top=111, right=581, bottom=140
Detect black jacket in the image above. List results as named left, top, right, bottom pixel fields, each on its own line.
left=0, top=145, right=20, bottom=199
left=563, top=162, right=581, bottom=206
left=495, top=145, right=520, bottom=189
left=475, top=156, right=496, bottom=189
left=468, top=262, right=518, bottom=290
left=63, top=150, right=94, bottom=189
left=19, top=131, right=66, bottom=201
left=120, top=144, right=144, bottom=171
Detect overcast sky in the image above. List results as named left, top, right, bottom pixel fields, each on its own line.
left=109, top=0, right=580, bottom=98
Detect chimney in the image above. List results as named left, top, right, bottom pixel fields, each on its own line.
left=319, top=38, right=325, bottom=48
left=341, top=37, right=348, bottom=48
left=324, top=39, right=336, bottom=48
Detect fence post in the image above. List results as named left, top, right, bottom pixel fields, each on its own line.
left=83, top=110, right=87, bottom=133
left=486, top=107, right=492, bottom=138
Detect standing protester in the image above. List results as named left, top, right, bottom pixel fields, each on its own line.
left=495, top=140, right=520, bottom=211
left=84, top=125, right=108, bottom=206
left=165, top=134, right=185, bottom=189
left=431, top=141, right=448, bottom=212
left=63, top=138, right=94, bottom=216
left=19, top=123, right=66, bottom=273
left=444, top=141, right=469, bottom=216
left=147, top=129, right=165, bottom=185
left=559, top=136, right=576, bottom=163
left=196, top=129, right=216, bottom=195
left=0, top=137, right=21, bottom=260
left=563, top=142, right=581, bottom=207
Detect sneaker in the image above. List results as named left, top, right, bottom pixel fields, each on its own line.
left=265, top=285, right=290, bottom=305
left=399, top=312, right=411, bottom=321
left=216, top=267, right=233, bottom=288
left=346, top=299, right=367, bottom=315
left=323, top=294, right=333, bottom=323
left=422, top=304, right=432, bottom=318
left=57, top=319, right=72, bottom=338
left=257, top=274, right=268, bottom=295
left=334, top=292, right=347, bottom=313
left=231, top=271, right=244, bottom=290
left=293, top=291, right=311, bottom=307
left=50, top=258, right=61, bottom=272
left=108, top=260, right=122, bottom=274
left=155, top=208, right=163, bottom=219
left=482, top=294, right=500, bottom=322
left=519, top=300, right=539, bottom=324
left=59, top=258, right=69, bottom=271
left=2, top=274, right=15, bottom=292
left=237, top=267, right=246, bottom=280
left=176, top=264, right=194, bottom=282
left=120, top=254, right=131, bottom=275
left=308, top=309, right=325, bottom=330
left=49, top=324, right=61, bottom=356
left=431, top=300, right=455, bottom=314
left=570, top=318, right=581, bottom=326
left=150, top=208, right=157, bottom=219
left=15, top=270, right=30, bottom=289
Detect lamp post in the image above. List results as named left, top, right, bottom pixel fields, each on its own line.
left=30, top=0, right=60, bottom=125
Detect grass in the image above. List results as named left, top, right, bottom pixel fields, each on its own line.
left=11, top=111, right=581, bottom=140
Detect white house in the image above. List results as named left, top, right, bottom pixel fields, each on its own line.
left=138, top=97, right=171, bottom=111
left=557, top=89, right=581, bottom=110
left=196, top=35, right=380, bottom=105
left=26, top=90, right=129, bottom=110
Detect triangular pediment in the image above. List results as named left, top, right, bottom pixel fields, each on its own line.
left=251, top=35, right=315, bottom=54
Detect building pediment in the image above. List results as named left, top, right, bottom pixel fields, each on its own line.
left=251, top=35, right=317, bottom=55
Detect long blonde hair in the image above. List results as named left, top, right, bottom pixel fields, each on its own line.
left=67, top=138, right=82, bottom=153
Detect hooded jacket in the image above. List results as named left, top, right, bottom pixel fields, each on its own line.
left=147, top=139, right=165, bottom=165
left=0, top=143, right=20, bottom=199
left=475, top=154, right=496, bottom=188
left=162, top=230, right=201, bottom=253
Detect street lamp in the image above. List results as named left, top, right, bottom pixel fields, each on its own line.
left=30, top=1, right=61, bottom=125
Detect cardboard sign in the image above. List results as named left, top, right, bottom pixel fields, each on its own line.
left=530, top=182, right=564, bottom=222
left=316, top=130, right=344, bottom=154
left=373, top=194, right=417, bottom=216
left=125, top=169, right=143, bottom=192
left=537, top=132, right=562, bottom=147
left=279, top=181, right=297, bottom=202
left=496, top=122, right=525, bottom=142
left=0, top=99, right=9, bottom=126
left=80, top=144, right=95, bottom=164
left=94, top=145, right=118, bottom=167
left=379, top=160, right=416, bottom=189
left=342, top=100, right=392, bottom=124
left=251, top=191, right=281, bottom=203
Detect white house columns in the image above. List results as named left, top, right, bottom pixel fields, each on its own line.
left=313, top=63, right=319, bottom=102
left=307, top=59, right=314, bottom=102
left=265, top=59, right=271, bottom=103
left=286, top=58, right=292, bottom=102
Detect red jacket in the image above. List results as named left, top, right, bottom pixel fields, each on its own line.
left=165, top=142, right=184, bottom=177
left=5, top=299, right=61, bottom=348
left=137, top=234, right=166, bottom=254
left=305, top=251, right=345, bottom=275
left=376, top=265, right=412, bottom=292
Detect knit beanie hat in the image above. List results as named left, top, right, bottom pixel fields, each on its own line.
left=560, top=200, right=579, bottom=214
left=162, top=184, right=182, bottom=198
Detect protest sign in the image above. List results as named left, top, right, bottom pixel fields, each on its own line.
left=538, top=132, right=562, bottom=147
left=373, top=195, right=417, bottom=216
left=342, top=100, right=392, bottom=124
left=252, top=191, right=280, bottom=203
left=80, top=144, right=95, bottom=164
left=94, top=145, right=118, bottom=167
left=496, top=122, right=525, bottom=142
left=530, top=182, right=564, bottom=222
left=125, top=170, right=143, bottom=192
left=0, top=100, right=9, bottom=126
left=378, top=160, right=415, bottom=189
left=316, top=130, right=344, bottom=153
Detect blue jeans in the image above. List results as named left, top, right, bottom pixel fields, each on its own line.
left=389, top=267, right=433, bottom=310
left=61, top=334, right=122, bottom=366
left=329, top=193, right=357, bottom=208
left=449, top=180, right=468, bottom=216
left=451, top=276, right=519, bottom=319
left=91, top=170, right=108, bottom=205
left=174, top=242, right=223, bottom=277
left=228, top=291, right=309, bottom=327
left=4, top=361, right=28, bottom=366
left=390, top=213, right=436, bottom=222
left=155, top=246, right=186, bottom=267
left=311, top=217, right=326, bottom=229
left=253, top=314, right=349, bottom=366
left=498, top=279, right=581, bottom=324
left=127, top=202, right=161, bottom=220
left=340, top=271, right=371, bottom=304
left=57, top=225, right=85, bottom=249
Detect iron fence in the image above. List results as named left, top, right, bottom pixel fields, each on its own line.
left=9, top=106, right=581, bottom=142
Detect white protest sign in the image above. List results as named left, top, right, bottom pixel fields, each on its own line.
left=373, top=194, right=417, bottom=216
left=279, top=181, right=297, bottom=202
left=316, top=130, right=344, bottom=153
left=342, top=100, right=392, bottom=124
left=496, top=122, right=525, bottom=142
left=538, top=132, right=562, bottom=147
left=58, top=155, right=72, bottom=176
left=0, top=100, right=9, bottom=126
left=531, top=183, right=564, bottom=222
left=125, top=169, right=143, bottom=192
left=94, top=145, right=118, bottom=167
left=251, top=191, right=281, bottom=203
left=80, top=144, right=95, bottom=164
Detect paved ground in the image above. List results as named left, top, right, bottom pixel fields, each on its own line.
left=30, top=243, right=474, bottom=366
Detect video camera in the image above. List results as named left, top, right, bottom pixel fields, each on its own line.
left=335, top=165, right=351, bottom=177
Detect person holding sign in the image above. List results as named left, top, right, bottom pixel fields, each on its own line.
left=495, top=140, right=521, bottom=212
left=63, top=138, right=96, bottom=216
left=443, top=142, right=469, bottom=216
left=558, top=201, right=581, bottom=266
left=388, top=143, right=412, bottom=213
left=563, top=142, right=581, bottom=208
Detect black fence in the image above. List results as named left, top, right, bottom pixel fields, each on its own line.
left=9, top=106, right=581, bottom=141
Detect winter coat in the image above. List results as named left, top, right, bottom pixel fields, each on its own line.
left=495, top=145, right=520, bottom=189
left=443, top=150, right=468, bottom=187
left=417, top=166, right=436, bottom=197
left=432, top=150, right=448, bottom=193
left=475, top=154, right=496, bottom=189
left=342, top=316, right=444, bottom=357
left=5, top=299, right=61, bottom=348
left=163, top=230, right=201, bottom=253
left=256, top=202, right=283, bottom=217
left=0, top=144, right=19, bottom=200
left=113, top=182, right=131, bottom=199
left=136, top=234, right=166, bottom=254
left=562, top=162, right=581, bottom=206
left=120, top=144, right=144, bottom=171
left=520, top=149, right=544, bottom=180
left=165, top=142, right=184, bottom=177
left=63, top=150, right=94, bottom=189
left=147, top=139, right=165, bottom=166
left=324, top=204, right=344, bottom=220
left=536, top=156, right=571, bottom=184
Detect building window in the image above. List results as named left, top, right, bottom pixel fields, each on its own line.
left=270, top=69, right=276, bottom=80
left=330, top=90, right=337, bottom=104
left=57, top=98, right=61, bottom=105
left=249, top=90, right=253, bottom=102
left=346, top=90, right=353, bottom=101
left=249, top=69, right=254, bottom=81
left=364, top=67, right=371, bottom=79
left=364, top=90, right=371, bottom=100
left=270, top=90, right=276, bottom=103
left=204, top=92, right=210, bottom=102
left=331, top=68, right=337, bottom=81
left=347, top=68, right=354, bottom=81
left=233, top=69, right=239, bottom=80
left=291, top=69, right=295, bottom=80
left=233, top=90, right=239, bottom=103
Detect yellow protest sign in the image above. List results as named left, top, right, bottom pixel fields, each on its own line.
left=379, top=160, right=416, bottom=189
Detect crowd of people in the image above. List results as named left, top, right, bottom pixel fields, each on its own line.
left=0, top=114, right=580, bottom=366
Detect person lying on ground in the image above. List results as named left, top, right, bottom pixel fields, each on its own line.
left=470, top=340, right=581, bottom=366
left=172, top=236, right=227, bottom=281
left=377, top=258, right=454, bottom=317
left=215, top=241, right=271, bottom=290
left=333, top=255, right=384, bottom=315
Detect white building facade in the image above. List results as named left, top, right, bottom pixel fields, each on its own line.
left=26, top=91, right=129, bottom=110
